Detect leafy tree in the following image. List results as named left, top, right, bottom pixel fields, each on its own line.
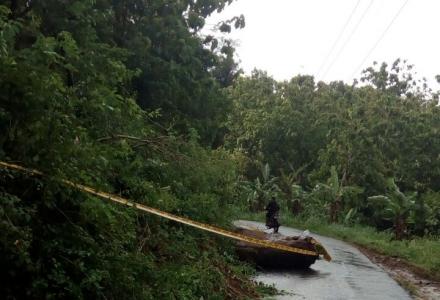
left=315, top=166, right=362, bottom=223
left=368, top=178, right=417, bottom=240
left=418, top=191, right=440, bottom=235
left=0, top=1, right=262, bottom=299
left=278, top=169, right=306, bottom=215
left=227, top=60, right=439, bottom=235
left=243, top=163, right=279, bottom=211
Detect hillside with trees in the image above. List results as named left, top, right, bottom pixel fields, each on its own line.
left=0, top=1, right=257, bottom=299
left=1, top=0, right=439, bottom=299
left=227, top=62, right=440, bottom=241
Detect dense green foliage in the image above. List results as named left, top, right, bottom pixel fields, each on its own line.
left=227, top=62, right=440, bottom=238
left=0, top=1, right=259, bottom=299
left=1, top=0, right=439, bottom=298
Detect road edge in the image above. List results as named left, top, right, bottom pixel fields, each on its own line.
left=355, top=244, right=440, bottom=300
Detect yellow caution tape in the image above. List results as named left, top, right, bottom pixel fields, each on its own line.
left=0, top=161, right=331, bottom=261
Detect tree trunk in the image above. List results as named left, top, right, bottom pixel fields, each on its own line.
left=394, top=216, right=407, bottom=240
left=291, top=199, right=302, bottom=215
left=329, top=198, right=341, bottom=223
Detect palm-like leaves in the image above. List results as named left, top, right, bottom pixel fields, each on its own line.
left=315, top=166, right=362, bottom=222
left=243, top=163, right=280, bottom=211
left=368, top=178, right=416, bottom=239
left=278, top=168, right=306, bottom=214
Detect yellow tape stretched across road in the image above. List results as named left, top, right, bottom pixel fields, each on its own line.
left=0, top=161, right=331, bottom=260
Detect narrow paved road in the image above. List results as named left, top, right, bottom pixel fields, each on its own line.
left=235, top=221, right=412, bottom=300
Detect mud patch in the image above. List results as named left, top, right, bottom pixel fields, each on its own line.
left=357, top=245, right=440, bottom=300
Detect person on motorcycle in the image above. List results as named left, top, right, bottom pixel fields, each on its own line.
left=265, top=196, right=280, bottom=233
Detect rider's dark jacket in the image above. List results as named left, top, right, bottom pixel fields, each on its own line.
left=265, top=199, right=280, bottom=217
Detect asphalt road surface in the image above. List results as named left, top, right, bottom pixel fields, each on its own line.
left=234, top=220, right=412, bottom=300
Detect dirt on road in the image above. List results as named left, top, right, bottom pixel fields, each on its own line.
left=357, top=246, right=440, bottom=300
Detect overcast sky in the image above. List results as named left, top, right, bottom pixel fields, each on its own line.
left=204, top=0, right=440, bottom=88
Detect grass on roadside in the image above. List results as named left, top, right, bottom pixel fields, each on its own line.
left=231, top=209, right=440, bottom=280
left=289, top=218, right=440, bottom=280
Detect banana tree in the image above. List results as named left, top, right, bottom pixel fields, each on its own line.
left=279, top=167, right=307, bottom=215
left=315, top=166, right=362, bottom=223
left=368, top=178, right=416, bottom=240
left=245, top=163, right=280, bottom=211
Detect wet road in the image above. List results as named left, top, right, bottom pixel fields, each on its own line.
left=235, top=221, right=412, bottom=300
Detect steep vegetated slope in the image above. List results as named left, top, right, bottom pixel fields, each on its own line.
left=0, top=1, right=255, bottom=299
